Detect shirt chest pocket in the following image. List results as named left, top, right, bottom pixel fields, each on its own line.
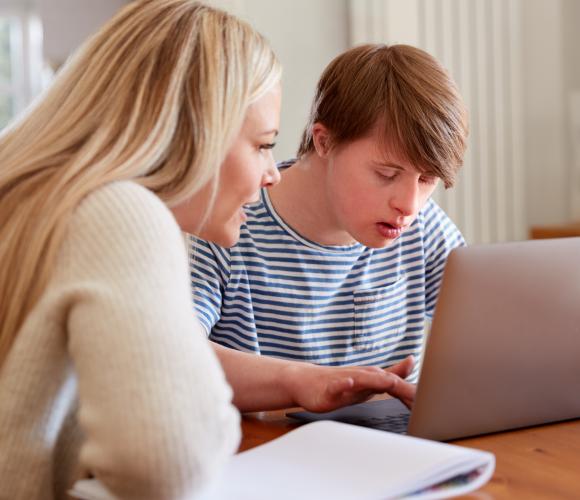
left=353, top=278, right=408, bottom=351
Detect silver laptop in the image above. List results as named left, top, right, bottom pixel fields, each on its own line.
left=288, top=238, right=580, bottom=441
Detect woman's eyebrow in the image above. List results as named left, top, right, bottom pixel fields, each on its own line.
left=259, top=129, right=279, bottom=137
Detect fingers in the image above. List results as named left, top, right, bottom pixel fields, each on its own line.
left=343, top=369, right=417, bottom=408
left=346, top=367, right=400, bottom=392
left=384, top=355, right=415, bottom=379
left=310, top=363, right=417, bottom=413
left=326, top=376, right=355, bottom=398
left=322, top=377, right=375, bottom=410
left=324, top=370, right=385, bottom=401
left=384, top=376, right=416, bottom=409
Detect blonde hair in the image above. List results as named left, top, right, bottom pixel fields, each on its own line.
left=298, top=44, right=468, bottom=188
left=0, top=0, right=281, bottom=365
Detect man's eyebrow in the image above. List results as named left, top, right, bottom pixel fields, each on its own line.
left=374, top=161, right=405, bottom=170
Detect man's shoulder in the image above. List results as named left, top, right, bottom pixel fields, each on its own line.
left=416, top=198, right=461, bottom=233
left=418, top=198, right=447, bottom=221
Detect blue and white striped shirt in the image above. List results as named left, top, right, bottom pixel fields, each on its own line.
left=189, top=185, right=464, bottom=380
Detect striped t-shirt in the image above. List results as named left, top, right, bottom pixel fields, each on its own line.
left=189, top=185, right=464, bottom=381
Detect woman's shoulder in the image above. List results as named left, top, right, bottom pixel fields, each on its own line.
left=72, top=181, right=178, bottom=238
left=77, top=181, right=167, bottom=219
left=62, top=181, right=185, bottom=271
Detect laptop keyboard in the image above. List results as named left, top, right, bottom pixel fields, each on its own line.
left=287, top=398, right=412, bottom=434
left=343, top=412, right=410, bottom=434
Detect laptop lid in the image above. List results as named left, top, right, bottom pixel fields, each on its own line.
left=288, top=238, right=580, bottom=441
left=408, top=237, right=580, bottom=440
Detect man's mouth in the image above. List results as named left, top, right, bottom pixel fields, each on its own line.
left=376, top=222, right=406, bottom=239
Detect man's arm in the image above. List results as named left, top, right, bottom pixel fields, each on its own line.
left=212, top=343, right=416, bottom=413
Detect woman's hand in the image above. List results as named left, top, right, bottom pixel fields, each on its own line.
left=283, top=356, right=416, bottom=413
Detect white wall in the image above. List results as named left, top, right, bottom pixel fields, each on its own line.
left=33, top=0, right=580, bottom=235
left=522, top=0, right=568, bottom=227
left=38, top=0, right=349, bottom=160
left=521, top=0, right=580, bottom=227
left=562, top=0, right=580, bottom=219
left=217, top=0, right=580, bottom=236
left=37, top=0, right=128, bottom=66
left=209, top=0, right=349, bottom=160
left=349, top=0, right=529, bottom=243
left=564, top=0, right=580, bottom=89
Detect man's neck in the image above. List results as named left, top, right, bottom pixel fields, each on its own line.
left=268, top=155, right=356, bottom=246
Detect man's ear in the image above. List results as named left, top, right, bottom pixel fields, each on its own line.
left=312, top=123, right=333, bottom=158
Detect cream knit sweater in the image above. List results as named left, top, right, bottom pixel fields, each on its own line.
left=0, top=182, right=240, bottom=499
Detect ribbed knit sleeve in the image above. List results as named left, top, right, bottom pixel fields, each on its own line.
left=56, top=182, right=240, bottom=499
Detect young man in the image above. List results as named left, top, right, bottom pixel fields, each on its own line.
left=190, top=44, right=468, bottom=382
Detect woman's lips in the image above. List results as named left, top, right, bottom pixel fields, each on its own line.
left=376, top=222, right=404, bottom=240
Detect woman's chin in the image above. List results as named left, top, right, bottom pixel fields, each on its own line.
left=213, top=226, right=241, bottom=248
left=196, top=215, right=242, bottom=248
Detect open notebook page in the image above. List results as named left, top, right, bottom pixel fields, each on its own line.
left=71, top=420, right=494, bottom=500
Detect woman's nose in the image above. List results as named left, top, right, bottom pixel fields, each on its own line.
left=262, top=159, right=281, bottom=188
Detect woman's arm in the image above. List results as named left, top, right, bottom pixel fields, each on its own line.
left=213, top=343, right=416, bottom=412
left=66, top=184, right=239, bottom=499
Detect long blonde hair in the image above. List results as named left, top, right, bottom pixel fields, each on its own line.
left=0, top=0, right=281, bottom=366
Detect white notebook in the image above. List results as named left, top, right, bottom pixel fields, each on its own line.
left=70, top=420, right=495, bottom=500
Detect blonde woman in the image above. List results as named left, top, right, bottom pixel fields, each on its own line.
left=0, top=1, right=414, bottom=498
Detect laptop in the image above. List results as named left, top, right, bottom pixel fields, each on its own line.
left=288, top=238, right=580, bottom=441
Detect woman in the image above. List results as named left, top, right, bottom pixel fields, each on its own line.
left=0, top=1, right=413, bottom=498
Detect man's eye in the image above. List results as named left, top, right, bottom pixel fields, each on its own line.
left=377, top=171, right=397, bottom=181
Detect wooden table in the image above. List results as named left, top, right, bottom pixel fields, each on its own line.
left=240, top=409, right=580, bottom=499
left=529, top=222, right=580, bottom=239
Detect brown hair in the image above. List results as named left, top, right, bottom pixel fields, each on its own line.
left=297, top=44, right=468, bottom=188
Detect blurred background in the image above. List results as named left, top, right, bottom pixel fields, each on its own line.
left=1, top=0, right=579, bottom=244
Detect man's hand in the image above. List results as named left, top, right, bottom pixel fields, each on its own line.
left=283, top=356, right=416, bottom=413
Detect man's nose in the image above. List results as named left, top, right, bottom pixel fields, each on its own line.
left=390, top=179, right=420, bottom=217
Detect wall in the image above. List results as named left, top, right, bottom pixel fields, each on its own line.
left=209, top=0, right=349, bottom=160
left=216, top=0, right=580, bottom=236
left=32, top=0, right=580, bottom=237
left=562, top=0, right=580, bottom=219
left=37, top=0, right=349, bottom=160
left=37, top=0, right=128, bottom=66
left=349, top=0, right=528, bottom=243
left=522, top=0, right=568, bottom=228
